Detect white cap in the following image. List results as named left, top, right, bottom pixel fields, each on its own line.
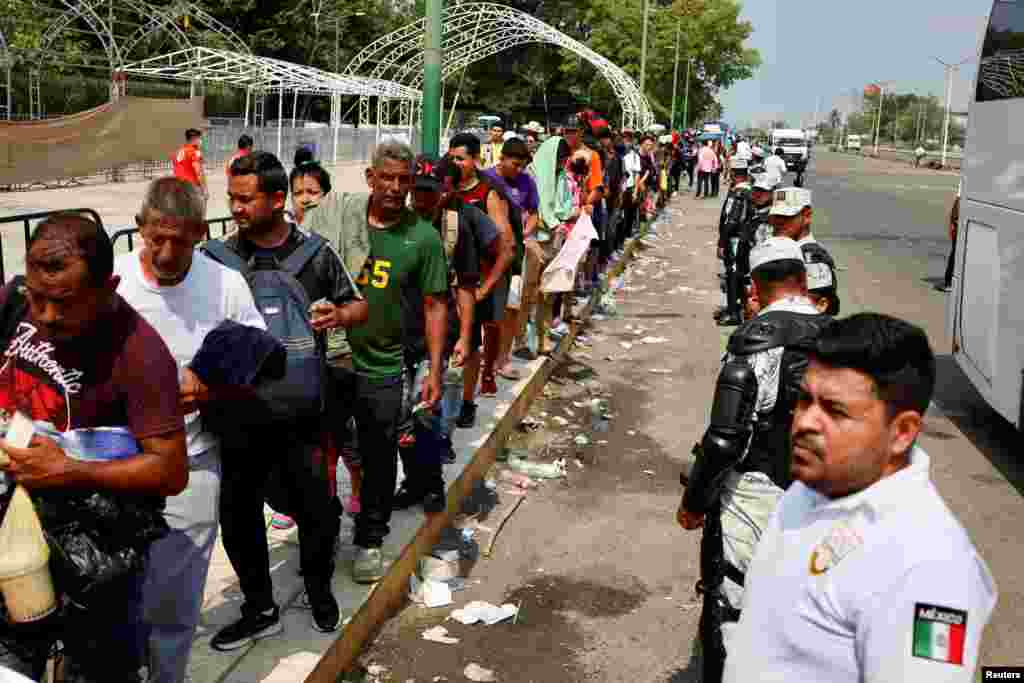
left=526, top=120, right=544, bottom=133
left=806, top=261, right=836, bottom=291
left=768, top=187, right=812, bottom=217
left=750, top=236, right=805, bottom=273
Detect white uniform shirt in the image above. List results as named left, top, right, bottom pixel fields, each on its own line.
left=723, top=447, right=997, bottom=683
left=763, top=155, right=788, bottom=185
left=115, top=250, right=266, bottom=457
left=736, top=140, right=753, bottom=161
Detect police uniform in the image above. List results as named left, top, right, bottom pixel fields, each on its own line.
left=717, top=160, right=754, bottom=324
left=684, top=238, right=832, bottom=683
left=724, top=446, right=997, bottom=683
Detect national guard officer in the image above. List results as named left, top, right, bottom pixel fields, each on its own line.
left=715, top=158, right=754, bottom=326
left=677, top=237, right=833, bottom=683
left=724, top=314, right=996, bottom=683
left=766, top=187, right=842, bottom=317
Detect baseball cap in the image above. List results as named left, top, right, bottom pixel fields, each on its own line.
left=769, top=187, right=812, bottom=217
left=749, top=236, right=805, bottom=273
left=806, top=260, right=836, bottom=292
left=414, top=154, right=442, bottom=191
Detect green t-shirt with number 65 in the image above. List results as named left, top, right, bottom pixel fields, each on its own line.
left=348, top=208, right=448, bottom=377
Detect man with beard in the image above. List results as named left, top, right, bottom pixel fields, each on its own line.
left=0, top=213, right=187, bottom=682
left=725, top=314, right=996, bottom=683
left=677, top=237, right=832, bottom=683
left=207, top=151, right=367, bottom=649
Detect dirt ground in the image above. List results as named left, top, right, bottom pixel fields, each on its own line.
left=356, top=196, right=727, bottom=683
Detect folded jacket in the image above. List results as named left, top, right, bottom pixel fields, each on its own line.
left=189, top=320, right=286, bottom=388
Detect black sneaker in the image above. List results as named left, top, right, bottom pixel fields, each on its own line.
left=422, top=490, right=446, bottom=514
left=210, top=605, right=282, bottom=651
left=392, top=485, right=424, bottom=510
left=456, top=401, right=477, bottom=429
left=306, top=583, right=342, bottom=633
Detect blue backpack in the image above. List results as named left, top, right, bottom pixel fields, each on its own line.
left=202, top=234, right=326, bottom=421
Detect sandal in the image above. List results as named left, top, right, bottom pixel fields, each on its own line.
left=498, top=364, right=523, bottom=380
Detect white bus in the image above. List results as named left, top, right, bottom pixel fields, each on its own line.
left=947, top=0, right=1024, bottom=428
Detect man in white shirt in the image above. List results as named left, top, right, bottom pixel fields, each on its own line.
left=763, top=147, right=788, bottom=186
left=724, top=313, right=997, bottom=683
left=735, top=136, right=752, bottom=161
left=116, top=177, right=266, bottom=683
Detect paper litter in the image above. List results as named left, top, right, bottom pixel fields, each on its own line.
left=464, top=663, right=497, bottom=682
left=422, top=625, right=459, bottom=644
left=450, top=601, right=519, bottom=625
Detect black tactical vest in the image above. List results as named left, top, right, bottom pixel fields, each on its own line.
left=726, top=309, right=832, bottom=489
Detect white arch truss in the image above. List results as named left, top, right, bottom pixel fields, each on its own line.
left=14, top=0, right=250, bottom=72
left=344, top=1, right=654, bottom=131
left=120, top=47, right=419, bottom=100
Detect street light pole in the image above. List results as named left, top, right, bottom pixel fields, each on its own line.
left=639, top=0, right=649, bottom=95
left=682, top=57, right=693, bottom=129
left=670, top=22, right=681, bottom=129
left=872, top=83, right=888, bottom=156
left=934, top=56, right=970, bottom=168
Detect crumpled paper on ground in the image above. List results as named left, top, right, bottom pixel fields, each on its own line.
left=450, top=601, right=519, bottom=625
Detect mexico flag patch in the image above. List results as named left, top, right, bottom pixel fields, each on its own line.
left=912, top=603, right=967, bottom=665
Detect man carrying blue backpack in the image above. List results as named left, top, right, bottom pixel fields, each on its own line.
left=203, top=151, right=368, bottom=649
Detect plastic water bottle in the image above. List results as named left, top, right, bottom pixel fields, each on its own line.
left=440, top=364, right=464, bottom=438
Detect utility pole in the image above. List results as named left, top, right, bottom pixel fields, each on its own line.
left=422, top=0, right=443, bottom=155
left=934, top=56, right=971, bottom=168
left=640, top=0, right=649, bottom=95
left=682, top=57, right=693, bottom=129
left=872, top=82, right=891, bottom=156
left=670, top=22, right=681, bottom=129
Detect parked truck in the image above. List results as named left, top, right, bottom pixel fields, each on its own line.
left=769, top=128, right=810, bottom=186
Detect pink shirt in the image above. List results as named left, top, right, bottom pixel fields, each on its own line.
left=698, top=146, right=718, bottom=173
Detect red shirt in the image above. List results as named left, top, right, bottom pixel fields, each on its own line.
left=173, top=143, right=203, bottom=185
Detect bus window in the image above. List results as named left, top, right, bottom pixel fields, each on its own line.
left=977, top=0, right=1024, bottom=101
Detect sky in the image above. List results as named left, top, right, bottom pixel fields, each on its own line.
left=719, top=0, right=993, bottom=129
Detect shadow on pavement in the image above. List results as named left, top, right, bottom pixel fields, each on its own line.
left=932, top=354, right=1024, bottom=496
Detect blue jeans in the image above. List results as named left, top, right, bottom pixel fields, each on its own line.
left=141, top=448, right=221, bottom=683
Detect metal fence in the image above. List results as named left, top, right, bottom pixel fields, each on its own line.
left=0, top=209, right=236, bottom=283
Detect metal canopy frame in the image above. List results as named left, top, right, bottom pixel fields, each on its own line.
left=344, top=1, right=655, bottom=132
left=7, top=0, right=255, bottom=118
left=119, top=46, right=421, bottom=161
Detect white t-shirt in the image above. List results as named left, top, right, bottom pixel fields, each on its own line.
left=736, top=140, right=753, bottom=160
left=724, top=447, right=997, bottom=683
left=115, top=250, right=266, bottom=457
left=764, top=155, right=788, bottom=185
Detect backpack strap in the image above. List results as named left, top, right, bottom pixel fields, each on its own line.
left=201, top=239, right=248, bottom=273
left=280, top=232, right=326, bottom=277
left=443, top=209, right=459, bottom=259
